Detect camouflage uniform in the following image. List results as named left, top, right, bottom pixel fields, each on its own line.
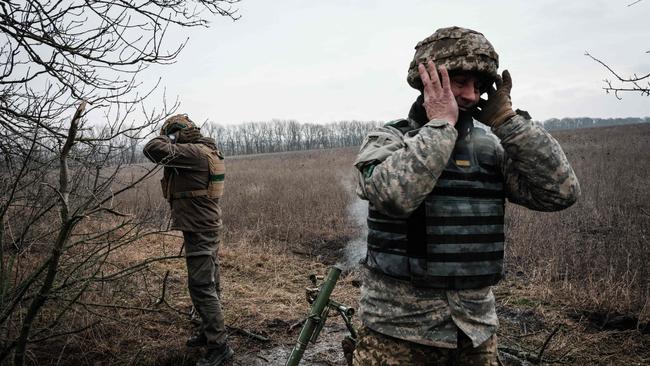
left=353, top=326, right=499, bottom=366
left=144, top=116, right=228, bottom=351
left=352, top=27, right=580, bottom=365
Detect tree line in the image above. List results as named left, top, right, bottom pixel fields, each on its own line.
left=119, top=116, right=650, bottom=163
left=542, top=116, right=650, bottom=130
left=200, top=119, right=383, bottom=156
left=188, top=116, right=650, bottom=157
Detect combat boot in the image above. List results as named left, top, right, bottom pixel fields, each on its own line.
left=196, top=344, right=234, bottom=366
left=186, top=333, right=207, bottom=347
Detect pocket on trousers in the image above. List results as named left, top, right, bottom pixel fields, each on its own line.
left=186, top=255, right=215, bottom=286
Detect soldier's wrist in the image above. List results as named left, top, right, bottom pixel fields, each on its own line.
left=425, top=119, right=455, bottom=128
left=491, top=113, right=529, bottom=139
left=490, top=109, right=516, bottom=128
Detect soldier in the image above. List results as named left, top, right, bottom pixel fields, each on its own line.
left=352, top=27, right=580, bottom=365
left=144, top=115, right=232, bottom=366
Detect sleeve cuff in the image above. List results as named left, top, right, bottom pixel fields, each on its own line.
left=425, top=119, right=452, bottom=128
left=491, top=114, right=528, bottom=139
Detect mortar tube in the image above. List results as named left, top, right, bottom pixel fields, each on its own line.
left=285, top=266, right=342, bottom=366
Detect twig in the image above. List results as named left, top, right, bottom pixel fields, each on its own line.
left=154, top=270, right=170, bottom=306
left=98, top=254, right=183, bottom=281
left=257, top=355, right=269, bottom=362
left=289, top=319, right=306, bottom=332
left=537, top=325, right=561, bottom=364
left=160, top=300, right=191, bottom=317
left=84, top=206, right=131, bottom=217
left=585, top=52, right=650, bottom=83
left=291, top=250, right=311, bottom=257
left=75, top=300, right=165, bottom=313
left=585, top=51, right=650, bottom=82
left=29, top=321, right=101, bottom=343
left=152, top=270, right=190, bottom=316
left=226, top=325, right=270, bottom=342
left=499, top=346, right=572, bottom=365
left=627, top=0, right=643, bottom=6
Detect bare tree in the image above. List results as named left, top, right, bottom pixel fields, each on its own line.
left=0, top=1, right=239, bottom=364
left=586, top=0, right=649, bottom=98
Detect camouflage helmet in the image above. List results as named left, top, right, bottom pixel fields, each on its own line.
left=160, top=114, right=198, bottom=136
left=406, top=26, right=499, bottom=90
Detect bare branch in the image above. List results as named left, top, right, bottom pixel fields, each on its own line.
left=585, top=51, right=650, bottom=97
left=0, top=2, right=240, bottom=363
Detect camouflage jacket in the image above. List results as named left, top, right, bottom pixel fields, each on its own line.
left=144, top=136, right=223, bottom=233
left=354, top=113, right=580, bottom=348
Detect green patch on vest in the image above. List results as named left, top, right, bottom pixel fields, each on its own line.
left=363, top=165, right=376, bottom=179
left=209, top=174, right=225, bottom=182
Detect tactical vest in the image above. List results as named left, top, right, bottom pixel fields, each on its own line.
left=365, top=119, right=505, bottom=289
left=161, top=144, right=225, bottom=201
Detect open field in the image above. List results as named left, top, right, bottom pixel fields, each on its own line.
left=8, top=123, right=650, bottom=365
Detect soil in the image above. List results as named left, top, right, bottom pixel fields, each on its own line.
left=218, top=269, right=650, bottom=366
left=234, top=323, right=349, bottom=366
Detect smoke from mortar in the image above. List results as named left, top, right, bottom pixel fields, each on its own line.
left=336, top=176, right=367, bottom=272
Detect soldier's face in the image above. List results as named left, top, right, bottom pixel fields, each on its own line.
left=449, top=72, right=482, bottom=111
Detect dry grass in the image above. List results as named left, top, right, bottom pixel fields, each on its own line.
left=21, top=147, right=363, bottom=365
left=495, top=282, right=650, bottom=365
left=221, top=149, right=359, bottom=253
left=504, top=123, right=650, bottom=321
left=20, top=125, right=650, bottom=365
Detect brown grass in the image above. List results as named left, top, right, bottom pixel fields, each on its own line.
left=504, top=123, right=650, bottom=321
left=221, top=148, right=359, bottom=252
left=20, top=125, right=650, bottom=365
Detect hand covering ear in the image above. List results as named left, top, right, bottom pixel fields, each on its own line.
left=177, top=128, right=203, bottom=143
left=474, top=70, right=516, bottom=128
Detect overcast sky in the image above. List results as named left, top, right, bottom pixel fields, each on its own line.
left=145, top=0, right=649, bottom=125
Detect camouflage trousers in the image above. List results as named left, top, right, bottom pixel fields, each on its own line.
left=352, top=326, right=500, bottom=366
left=183, top=231, right=227, bottom=348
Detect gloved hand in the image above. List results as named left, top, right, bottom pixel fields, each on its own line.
left=176, top=128, right=202, bottom=143
left=160, top=122, right=185, bottom=136
left=474, top=70, right=517, bottom=128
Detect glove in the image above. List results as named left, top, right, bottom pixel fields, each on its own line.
left=474, top=70, right=517, bottom=128
left=176, top=128, right=202, bottom=143
left=160, top=122, right=185, bottom=136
